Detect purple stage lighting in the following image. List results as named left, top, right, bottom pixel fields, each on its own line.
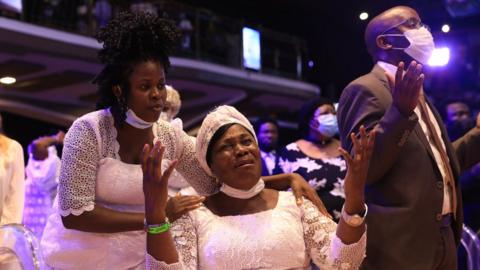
left=428, top=47, right=450, bottom=67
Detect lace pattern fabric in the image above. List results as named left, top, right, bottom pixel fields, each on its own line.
left=57, top=109, right=217, bottom=216
left=42, top=109, right=217, bottom=269
left=147, top=192, right=366, bottom=269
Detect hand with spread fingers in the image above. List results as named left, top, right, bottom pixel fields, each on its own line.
left=385, top=61, right=424, bottom=117
left=339, top=126, right=376, bottom=213
left=166, top=194, right=205, bottom=222
left=141, top=141, right=178, bottom=224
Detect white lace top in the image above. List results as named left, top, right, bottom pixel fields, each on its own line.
left=146, top=192, right=366, bottom=270
left=40, top=109, right=216, bottom=270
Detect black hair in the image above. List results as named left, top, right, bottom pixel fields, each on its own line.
left=253, top=116, right=279, bottom=134
left=298, top=97, right=334, bottom=138
left=443, top=98, right=471, bottom=112
left=93, top=11, right=180, bottom=128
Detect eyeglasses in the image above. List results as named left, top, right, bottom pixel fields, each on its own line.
left=380, top=18, right=430, bottom=35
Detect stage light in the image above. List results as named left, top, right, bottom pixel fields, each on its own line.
left=442, top=24, right=450, bottom=33
left=359, top=12, right=369, bottom=20
left=308, top=60, right=314, bottom=68
left=0, top=76, right=16, bottom=84
left=428, top=47, right=450, bottom=67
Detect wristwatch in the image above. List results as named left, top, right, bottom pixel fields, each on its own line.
left=341, top=204, right=368, bottom=227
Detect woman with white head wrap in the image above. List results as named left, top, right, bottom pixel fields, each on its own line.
left=142, top=105, right=373, bottom=269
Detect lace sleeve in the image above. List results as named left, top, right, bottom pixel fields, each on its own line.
left=58, top=119, right=100, bottom=216
left=145, top=214, right=198, bottom=270
left=155, top=122, right=218, bottom=195
left=302, top=199, right=366, bottom=269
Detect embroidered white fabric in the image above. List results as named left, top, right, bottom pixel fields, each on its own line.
left=40, top=109, right=217, bottom=269
left=147, top=192, right=366, bottom=269
left=195, top=105, right=257, bottom=177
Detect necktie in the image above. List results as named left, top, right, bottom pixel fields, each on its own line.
left=418, top=93, right=457, bottom=217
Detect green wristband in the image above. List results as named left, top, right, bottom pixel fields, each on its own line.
left=144, top=218, right=171, bottom=234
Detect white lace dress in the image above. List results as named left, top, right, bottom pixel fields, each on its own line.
left=40, top=109, right=217, bottom=270
left=146, top=192, right=366, bottom=270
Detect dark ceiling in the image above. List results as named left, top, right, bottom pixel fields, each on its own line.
left=175, top=0, right=480, bottom=99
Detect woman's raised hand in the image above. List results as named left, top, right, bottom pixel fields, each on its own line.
left=141, top=141, right=177, bottom=223
left=339, top=126, right=375, bottom=207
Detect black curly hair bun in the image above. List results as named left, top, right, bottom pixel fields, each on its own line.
left=95, top=11, right=180, bottom=69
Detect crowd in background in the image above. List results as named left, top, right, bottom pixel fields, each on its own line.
left=0, top=2, right=480, bottom=270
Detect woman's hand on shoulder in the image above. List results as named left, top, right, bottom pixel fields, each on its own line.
left=289, top=173, right=332, bottom=219
left=166, top=194, right=205, bottom=222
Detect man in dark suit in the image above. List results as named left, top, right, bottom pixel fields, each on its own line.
left=254, top=117, right=283, bottom=176
left=337, top=6, right=480, bottom=270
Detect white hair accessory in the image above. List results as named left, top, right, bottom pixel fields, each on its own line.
left=195, top=105, right=257, bottom=177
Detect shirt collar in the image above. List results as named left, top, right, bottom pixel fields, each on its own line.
left=377, top=61, right=399, bottom=78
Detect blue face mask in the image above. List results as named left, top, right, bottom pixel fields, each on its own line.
left=316, top=114, right=339, bottom=138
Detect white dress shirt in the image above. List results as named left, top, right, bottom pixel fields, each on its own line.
left=260, top=150, right=277, bottom=175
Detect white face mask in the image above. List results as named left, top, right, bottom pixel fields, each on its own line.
left=315, top=114, right=339, bottom=138
left=125, top=109, right=155, bottom=129
left=387, top=26, right=435, bottom=64
left=220, top=179, right=265, bottom=199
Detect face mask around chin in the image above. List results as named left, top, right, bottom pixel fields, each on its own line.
left=386, top=26, right=435, bottom=65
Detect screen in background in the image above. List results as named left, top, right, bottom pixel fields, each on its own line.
left=0, top=0, right=22, bottom=13
left=242, top=27, right=261, bottom=70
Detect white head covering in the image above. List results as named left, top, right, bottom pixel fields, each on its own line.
left=196, top=105, right=257, bottom=177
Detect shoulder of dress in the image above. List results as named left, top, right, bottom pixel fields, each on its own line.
left=5, top=138, right=24, bottom=155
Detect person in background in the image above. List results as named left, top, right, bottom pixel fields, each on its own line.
left=160, top=85, right=183, bottom=131
left=160, top=85, right=202, bottom=222
left=178, top=13, right=193, bottom=52
left=23, top=131, right=64, bottom=239
left=254, top=117, right=283, bottom=176
left=444, top=100, right=480, bottom=232
left=280, top=97, right=345, bottom=221
left=0, top=113, right=25, bottom=225
left=445, top=100, right=477, bottom=141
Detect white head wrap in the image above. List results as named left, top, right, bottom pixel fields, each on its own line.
left=196, top=105, right=257, bottom=177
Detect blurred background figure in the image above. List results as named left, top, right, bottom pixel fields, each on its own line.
left=160, top=85, right=195, bottom=196
left=160, top=85, right=182, bottom=128
left=444, top=100, right=480, bottom=233
left=0, top=113, right=25, bottom=225
left=254, top=117, right=283, bottom=176
left=279, top=98, right=346, bottom=221
left=445, top=100, right=477, bottom=141
left=178, top=12, right=193, bottom=53
left=22, top=131, right=64, bottom=239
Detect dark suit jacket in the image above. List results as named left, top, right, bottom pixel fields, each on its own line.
left=337, top=64, right=480, bottom=270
